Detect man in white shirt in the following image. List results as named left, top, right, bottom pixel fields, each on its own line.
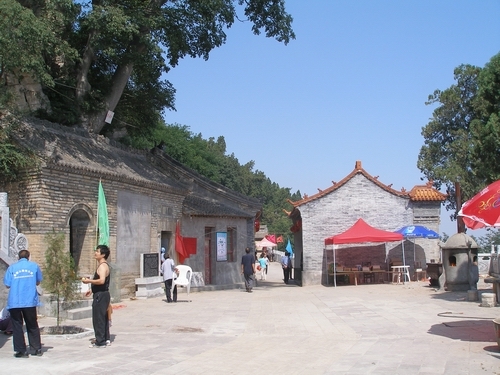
left=161, top=252, right=178, bottom=303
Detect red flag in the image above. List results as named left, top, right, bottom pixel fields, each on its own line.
left=276, top=235, right=284, bottom=243
left=175, top=221, right=188, bottom=264
left=183, top=237, right=197, bottom=256
left=265, top=234, right=276, bottom=244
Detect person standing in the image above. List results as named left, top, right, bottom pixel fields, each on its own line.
left=3, top=250, right=43, bottom=357
left=241, top=247, right=255, bottom=292
left=281, top=251, right=290, bottom=284
left=83, top=245, right=110, bottom=348
left=258, top=253, right=268, bottom=281
left=161, top=252, right=178, bottom=303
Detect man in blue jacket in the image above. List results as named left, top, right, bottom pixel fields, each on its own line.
left=3, top=249, right=43, bottom=358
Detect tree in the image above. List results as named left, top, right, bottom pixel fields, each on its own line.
left=3, top=1, right=295, bottom=136
left=474, top=229, right=500, bottom=253
left=124, top=120, right=301, bottom=237
left=0, top=0, right=77, bottom=91
left=42, top=231, right=79, bottom=326
left=417, top=64, right=484, bottom=218
left=419, top=53, right=500, bottom=227
left=470, top=53, right=500, bottom=182
left=0, top=114, right=37, bottom=179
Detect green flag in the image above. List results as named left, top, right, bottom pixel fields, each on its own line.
left=97, top=180, right=109, bottom=246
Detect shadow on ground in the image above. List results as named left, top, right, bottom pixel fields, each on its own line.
left=427, top=287, right=493, bottom=303
left=428, top=319, right=496, bottom=342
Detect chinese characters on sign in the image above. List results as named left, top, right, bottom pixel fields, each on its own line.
left=216, top=232, right=227, bottom=262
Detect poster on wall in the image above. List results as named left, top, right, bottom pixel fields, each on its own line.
left=216, top=232, right=227, bottom=262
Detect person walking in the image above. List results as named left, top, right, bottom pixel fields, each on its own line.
left=241, top=247, right=255, bottom=292
left=258, top=253, right=268, bottom=281
left=83, top=245, right=111, bottom=348
left=3, top=249, right=43, bottom=357
left=281, top=251, right=290, bottom=284
left=161, top=251, right=178, bottom=303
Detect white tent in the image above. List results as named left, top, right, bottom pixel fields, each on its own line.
left=255, top=238, right=277, bottom=250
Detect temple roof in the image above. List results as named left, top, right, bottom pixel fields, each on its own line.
left=7, top=117, right=261, bottom=217
left=290, top=160, right=447, bottom=207
left=182, top=194, right=255, bottom=218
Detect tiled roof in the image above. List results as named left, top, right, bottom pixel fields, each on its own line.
left=408, top=183, right=447, bottom=201
left=12, top=117, right=187, bottom=193
left=290, top=161, right=447, bottom=207
left=8, top=118, right=262, bottom=217
left=182, top=194, right=254, bottom=218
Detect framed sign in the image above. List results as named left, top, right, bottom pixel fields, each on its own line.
left=216, top=232, right=227, bottom=262
left=141, top=253, right=159, bottom=278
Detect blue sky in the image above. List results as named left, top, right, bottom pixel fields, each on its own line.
left=163, top=0, right=500, bottom=236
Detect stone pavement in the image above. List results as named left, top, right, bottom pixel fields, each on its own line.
left=0, top=261, right=499, bottom=375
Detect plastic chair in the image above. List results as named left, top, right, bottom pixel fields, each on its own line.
left=172, top=265, right=193, bottom=297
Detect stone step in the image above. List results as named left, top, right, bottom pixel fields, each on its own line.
left=66, top=306, right=93, bottom=320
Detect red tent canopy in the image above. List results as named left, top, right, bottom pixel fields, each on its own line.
left=324, top=218, right=403, bottom=245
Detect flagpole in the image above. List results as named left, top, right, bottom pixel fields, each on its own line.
left=95, top=178, right=100, bottom=247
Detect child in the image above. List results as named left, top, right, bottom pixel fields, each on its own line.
left=258, top=253, right=268, bottom=280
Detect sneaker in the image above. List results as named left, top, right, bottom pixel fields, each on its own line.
left=33, top=349, right=43, bottom=356
left=14, top=351, right=29, bottom=358
left=106, top=340, right=111, bottom=346
left=89, top=343, right=106, bottom=349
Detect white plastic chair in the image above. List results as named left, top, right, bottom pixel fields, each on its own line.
left=172, top=265, right=193, bottom=297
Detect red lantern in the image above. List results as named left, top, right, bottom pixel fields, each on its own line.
left=254, top=220, right=260, bottom=232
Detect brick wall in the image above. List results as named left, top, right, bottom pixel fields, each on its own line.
left=2, top=167, right=185, bottom=298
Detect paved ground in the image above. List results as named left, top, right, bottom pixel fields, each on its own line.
left=0, top=262, right=499, bottom=375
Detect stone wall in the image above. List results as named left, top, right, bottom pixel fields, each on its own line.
left=3, top=167, right=184, bottom=298
left=181, top=215, right=253, bottom=286
left=0, top=258, right=9, bottom=308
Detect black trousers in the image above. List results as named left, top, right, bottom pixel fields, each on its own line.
left=9, top=307, right=41, bottom=352
left=92, top=291, right=110, bottom=346
left=164, top=279, right=177, bottom=302
left=283, top=267, right=290, bottom=284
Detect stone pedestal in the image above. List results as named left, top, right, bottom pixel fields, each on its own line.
left=135, top=276, right=164, bottom=299
left=467, top=290, right=478, bottom=302
left=481, top=292, right=496, bottom=307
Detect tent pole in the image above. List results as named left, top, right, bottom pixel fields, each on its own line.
left=402, top=240, right=407, bottom=284
left=333, top=244, right=337, bottom=288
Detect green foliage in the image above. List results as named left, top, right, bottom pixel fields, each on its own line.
left=125, top=121, right=301, bottom=237
left=0, top=0, right=79, bottom=88
left=474, top=229, right=500, bottom=253
left=418, top=53, right=500, bottom=221
left=0, top=116, right=37, bottom=180
left=470, top=53, right=500, bottom=182
left=1, top=0, right=295, bottom=134
left=42, top=231, right=79, bottom=326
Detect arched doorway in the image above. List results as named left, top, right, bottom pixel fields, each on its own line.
left=68, top=205, right=94, bottom=275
